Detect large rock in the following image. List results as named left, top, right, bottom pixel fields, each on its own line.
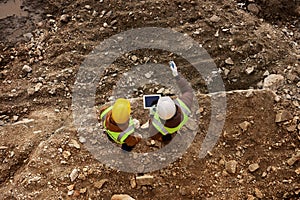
left=263, top=74, right=284, bottom=90
left=275, top=110, right=293, bottom=123
left=111, top=194, right=135, bottom=200
left=135, top=175, right=154, bottom=186
left=94, top=179, right=108, bottom=189
left=287, top=152, right=300, bottom=166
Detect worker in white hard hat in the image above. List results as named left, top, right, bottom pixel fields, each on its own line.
left=99, top=98, right=141, bottom=151
left=148, top=61, right=194, bottom=143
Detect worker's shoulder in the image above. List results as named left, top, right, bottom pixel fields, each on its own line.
left=98, top=104, right=111, bottom=116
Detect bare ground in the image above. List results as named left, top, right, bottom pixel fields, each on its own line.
left=0, top=0, right=300, bottom=199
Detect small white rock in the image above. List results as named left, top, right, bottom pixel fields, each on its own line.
left=12, top=118, right=34, bottom=125
left=69, top=139, right=81, bottom=149
left=157, top=88, right=165, bottom=93
left=94, top=179, right=108, bottom=189
left=60, top=14, right=70, bottom=23
left=287, top=152, right=300, bottom=166
left=225, top=57, right=234, bottom=65
left=210, top=15, right=221, bottom=23
left=0, top=146, right=8, bottom=150
left=249, top=163, right=260, bottom=172
left=28, top=176, right=41, bottom=183
left=130, top=178, right=137, bottom=188
left=131, top=55, right=138, bottom=62
left=23, top=33, right=33, bottom=40
left=22, top=65, right=32, bottom=73
left=84, top=5, right=92, bottom=10
left=274, top=95, right=280, bottom=102
left=254, top=188, right=263, bottom=199
left=239, top=121, right=251, bottom=132
left=263, top=70, right=270, bottom=76
left=103, top=22, right=108, bottom=27
left=145, top=72, right=152, bottom=79
left=13, top=115, right=19, bottom=121
left=111, top=194, right=135, bottom=200
left=225, top=160, right=237, bottom=174
left=80, top=188, right=87, bottom=193
left=70, top=168, right=79, bottom=182
left=34, top=83, right=43, bottom=92
left=63, top=151, right=71, bottom=159
left=150, top=140, right=156, bottom=145
left=214, top=29, right=219, bottom=37
left=79, top=136, right=86, bottom=143
left=67, top=184, right=75, bottom=191
left=67, top=190, right=74, bottom=196
left=224, top=68, right=230, bottom=76
left=245, top=66, right=254, bottom=75
left=110, top=19, right=118, bottom=26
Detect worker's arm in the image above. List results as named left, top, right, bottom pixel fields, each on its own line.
left=97, top=105, right=110, bottom=122
left=170, top=61, right=194, bottom=110
left=148, top=118, right=163, bottom=141
left=176, top=76, right=194, bottom=110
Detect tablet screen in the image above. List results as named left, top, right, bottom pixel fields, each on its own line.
left=143, top=95, right=161, bottom=109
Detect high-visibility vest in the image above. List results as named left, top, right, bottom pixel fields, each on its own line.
left=100, top=106, right=134, bottom=144
left=152, top=98, right=191, bottom=135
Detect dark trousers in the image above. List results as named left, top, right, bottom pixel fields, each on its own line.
left=106, top=132, right=133, bottom=152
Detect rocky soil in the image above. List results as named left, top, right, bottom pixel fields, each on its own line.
left=0, top=0, right=300, bottom=199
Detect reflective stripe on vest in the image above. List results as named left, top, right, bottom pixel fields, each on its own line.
left=152, top=118, right=169, bottom=135
left=100, top=106, right=134, bottom=144
left=152, top=98, right=191, bottom=135
left=100, top=106, right=113, bottom=120
left=174, top=99, right=191, bottom=116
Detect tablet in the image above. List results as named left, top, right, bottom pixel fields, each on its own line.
left=143, top=94, right=161, bottom=109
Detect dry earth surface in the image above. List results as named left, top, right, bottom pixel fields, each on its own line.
left=0, top=0, right=300, bottom=199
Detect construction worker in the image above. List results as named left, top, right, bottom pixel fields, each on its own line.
left=99, top=98, right=141, bottom=151
left=149, top=61, right=194, bottom=143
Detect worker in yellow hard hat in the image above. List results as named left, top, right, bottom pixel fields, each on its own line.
left=99, top=98, right=141, bottom=151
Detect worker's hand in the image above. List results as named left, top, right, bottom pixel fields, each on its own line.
left=149, top=106, right=156, bottom=116
left=135, top=133, right=142, bottom=139
left=169, top=61, right=178, bottom=77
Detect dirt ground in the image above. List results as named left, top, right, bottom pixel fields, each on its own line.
left=0, top=0, right=300, bottom=199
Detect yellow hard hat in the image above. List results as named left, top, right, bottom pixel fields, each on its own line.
left=112, top=98, right=131, bottom=124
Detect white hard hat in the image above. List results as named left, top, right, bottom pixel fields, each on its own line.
left=157, top=96, right=176, bottom=120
